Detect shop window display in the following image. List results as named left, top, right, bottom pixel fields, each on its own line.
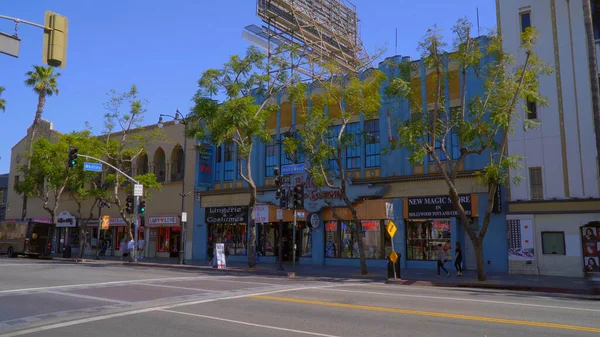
left=406, top=220, right=452, bottom=261
left=210, top=223, right=247, bottom=256
left=257, top=223, right=277, bottom=256
left=325, top=220, right=388, bottom=259
left=158, top=227, right=170, bottom=252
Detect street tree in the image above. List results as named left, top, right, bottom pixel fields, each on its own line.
left=287, top=64, right=386, bottom=275
left=64, top=131, right=110, bottom=258
left=21, top=65, right=61, bottom=219
left=187, top=46, right=293, bottom=268
left=101, top=85, right=162, bottom=241
left=14, top=131, right=95, bottom=227
left=386, top=19, right=551, bottom=281
left=0, top=86, right=5, bottom=112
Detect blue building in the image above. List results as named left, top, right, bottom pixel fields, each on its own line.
left=192, top=48, right=509, bottom=273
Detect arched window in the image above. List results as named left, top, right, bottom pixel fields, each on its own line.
left=154, top=147, right=166, bottom=182
left=171, top=145, right=184, bottom=181
left=137, top=152, right=149, bottom=175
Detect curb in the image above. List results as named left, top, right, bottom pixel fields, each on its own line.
left=385, top=278, right=590, bottom=295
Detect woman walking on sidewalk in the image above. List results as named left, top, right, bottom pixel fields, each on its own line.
left=454, top=242, right=463, bottom=276
left=437, top=244, right=450, bottom=277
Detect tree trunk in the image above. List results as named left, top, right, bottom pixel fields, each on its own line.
left=583, top=0, right=600, bottom=174
left=246, top=155, right=257, bottom=268
left=343, top=194, right=368, bottom=275
left=78, top=223, right=86, bottom=259
left=22, top=92, right=47, bottom=220
left=473, top=237, right=486, bottom=281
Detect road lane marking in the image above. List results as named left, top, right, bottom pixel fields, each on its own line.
left=250, top=295, right=600, bottom=334
left=0, top=275, right=233, bottom=294
left=138, top=283, right=217, bottom=292
left=320, top=288, right=600, bottom=313
left=43, top=291, right=132, bottom=305
left=0, top=284, right=340, bottom=337
left=159, top=309, right=340, bottom=336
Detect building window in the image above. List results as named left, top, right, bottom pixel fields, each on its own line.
left=215, top=145, right=223, bottom=182
left=346, top=122, right=361, bottom=170
left=520, top=11, right=531, bottom=33
left=209, top=223, right=247, bottom=256
left=364, top=119, right=380, bottom=168
left=541, top=231, right=565, bottom=255
left=224, top=143, right=234, bottom=181
left=529, top=167, right=543, bottom=200
left=406, top=220, right=452, bottom=261
left=324, top=220, right=389, bottom=259
left=158, top=227, right=170, bottom=252
left=526, top=99, right=537, bottom=120
left=265, top=135, right=277, bottom=177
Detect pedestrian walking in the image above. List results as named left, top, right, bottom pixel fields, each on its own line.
left=137, top=236, right=146, bottom=260
left=454, top=242, right=463, bottom=276
left=437, top=244, right=450, bottom=277
left=127, top=238, right=135, bottom=262
left=120, top=238, right=127, bottom=260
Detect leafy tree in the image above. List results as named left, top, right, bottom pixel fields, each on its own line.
left=21, top=65, right=61, bottom=219
left=0, top=86, right=5, bottom=112
left=63, top=131, right=110, bottom=258
left=387, top=19, right=551, bottom=281
left=187, top=46, right=293, bottom=268
left=287, top=64, right=386, bottom=275
left=14, top=131, right=95, bottom=226
left=101, top=85, right=162, bottom=242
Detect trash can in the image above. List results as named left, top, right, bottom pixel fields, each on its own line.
left=63, top=246, right=72, bottom=258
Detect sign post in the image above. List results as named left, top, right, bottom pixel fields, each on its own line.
left=386, top=220, right=398, bottom=279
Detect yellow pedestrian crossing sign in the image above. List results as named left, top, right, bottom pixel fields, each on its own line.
left=389, top=250, right=399, bottom=263
left=386, top=221, right=397, bottom=238
left=101, top=215, right=110, bottom=229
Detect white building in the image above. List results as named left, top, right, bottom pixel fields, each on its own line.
left=498, top=0, right=600, bottom=277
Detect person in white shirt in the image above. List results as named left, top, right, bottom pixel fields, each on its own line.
left=127, top=238, right=135, bottom=262
left=137, top=237, right=146, bottom=260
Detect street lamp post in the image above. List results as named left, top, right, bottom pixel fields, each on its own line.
left=158, top=110, right=191, bottom=265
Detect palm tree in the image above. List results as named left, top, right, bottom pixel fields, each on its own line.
left=583, top=0, right=600, bottom=173
left=24, top=65, right=61, bottom=140
left=0, top=86, right=5, bottom=112
left=21, top=65, right=61, bottom=219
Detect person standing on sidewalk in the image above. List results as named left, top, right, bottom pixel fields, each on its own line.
left=137, top=236, right=146, bottom=260
left=437, top=244, right=450, bottom=277
left=127, top=237, right=135, bottom=262
left=454, top=242, right=463, bottom=276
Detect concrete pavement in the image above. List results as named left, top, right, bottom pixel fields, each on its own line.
left=1, top=258, right=599, bottom=336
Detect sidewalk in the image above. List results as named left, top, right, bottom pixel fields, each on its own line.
left=53, top=254, right=593, bottom=295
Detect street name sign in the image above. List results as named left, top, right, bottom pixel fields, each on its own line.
left=281, top=163, right=305, bottom=175
left=83, top=162, right=102, bottom=172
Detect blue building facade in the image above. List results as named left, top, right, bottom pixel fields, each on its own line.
left=191, top=47, right=509, bottom=273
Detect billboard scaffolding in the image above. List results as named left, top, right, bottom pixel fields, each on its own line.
left=246, top=0, right=366, bottom=76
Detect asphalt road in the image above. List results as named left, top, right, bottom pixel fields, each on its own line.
left=1, top=258, right=599, bottom=337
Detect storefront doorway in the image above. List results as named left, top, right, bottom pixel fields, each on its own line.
left=169, top=227, right=181, bottom=258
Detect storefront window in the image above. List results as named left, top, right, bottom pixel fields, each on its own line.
left=158, top=227, right=170, bottom=252
left=325, top=222, right=339, bottom=258
left=257, top=223, right=277, bottom=256
left=84, top=227, right=98, bottom=250
left=325, top=220, right=387, bottom=259
left=301, top=224, right=312, bottom=257
left=116, top=227, right=128, bottom=250
left=210, top=223, right=247, bottom=256
left=406, top=220, right=452, bottom=261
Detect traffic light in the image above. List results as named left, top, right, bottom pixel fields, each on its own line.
left=138, top=200, right=146, bottom=214
left=279, top=188, right=288, bottom=210
left=274, top=167, right=281, bottom=187
left=67, top=146, right=78, bottom=168
left=292, top=184, right=304, bottom=209
left=43, top=10, right=68, bottom=68
left=125, top=195, right=133, bottom=214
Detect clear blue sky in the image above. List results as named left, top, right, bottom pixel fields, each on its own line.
left=0, top=0, right=496, bottom=173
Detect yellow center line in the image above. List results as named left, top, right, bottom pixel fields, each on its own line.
left=250, top=295, right=600, bottom=333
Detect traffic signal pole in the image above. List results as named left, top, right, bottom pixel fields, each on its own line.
left=293, top=209, right=297, bottom=268
left=134, top=195, right=139, bottom=262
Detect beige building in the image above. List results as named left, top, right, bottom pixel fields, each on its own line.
left=5, top=119, right=196, bottom=261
